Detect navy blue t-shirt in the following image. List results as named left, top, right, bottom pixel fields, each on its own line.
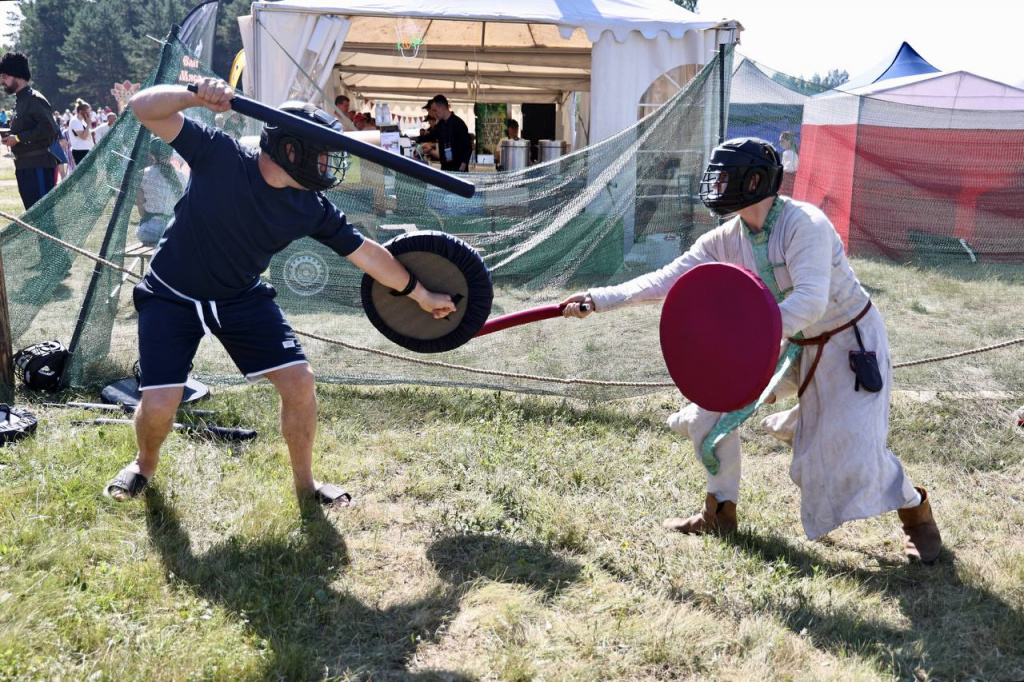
left=149, top=118, right=364, bottom=300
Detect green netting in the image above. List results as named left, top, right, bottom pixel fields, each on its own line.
left=2, top=38, right=1022, bottom=400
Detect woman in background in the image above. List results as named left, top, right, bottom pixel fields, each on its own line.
left=68, top=99, right=95, bottom=165
left=779, top=130, right=799, bottom=173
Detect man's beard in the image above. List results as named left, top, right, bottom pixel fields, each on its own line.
left=2, top=83, right=16, bottom=95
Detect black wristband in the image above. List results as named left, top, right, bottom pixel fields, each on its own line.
left=390, top=272, right=418, bottom=297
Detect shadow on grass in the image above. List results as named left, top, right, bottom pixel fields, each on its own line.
left=731, top=530, right=1024, bottom=679
left=144, top=489, right=581, bottom=679
left=427, top=533, right=581, bottom=601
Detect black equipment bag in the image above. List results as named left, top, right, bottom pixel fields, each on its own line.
left=13, top=340, right=70, bottom=392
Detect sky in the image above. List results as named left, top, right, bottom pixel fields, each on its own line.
left=0, top=1, right=20, bottom=47
left=698, top=0, right=1024, bottom=87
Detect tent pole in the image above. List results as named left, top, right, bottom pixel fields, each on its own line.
left=718, top=43, right=725, bottom=144
left=64, top=26, right=181, bottom=387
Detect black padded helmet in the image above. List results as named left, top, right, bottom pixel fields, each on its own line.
left=698, top=137, right=784, bottom=217
left=259, top=101, right=346, bottom=191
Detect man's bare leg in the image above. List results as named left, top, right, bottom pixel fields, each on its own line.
left=265, top=363, right=343, bottom=503
left=108, top=386, right=183, bottom=500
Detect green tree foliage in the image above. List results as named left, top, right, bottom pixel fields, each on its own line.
left=58, top=0, right=143, bottom=110
left=13, top=0, right=81, bottom=108
left=770, top=67, right=849, bottom=95
left=126, top=0, right=194, bottom=81
left=212, top=0, right=249, bottom=82
left=809, top=69, right=849, bottom=90
left=10, top=0, right=252, bottom=111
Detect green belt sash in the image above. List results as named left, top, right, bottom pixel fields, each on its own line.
left=698, top=197, right=803, bottom=475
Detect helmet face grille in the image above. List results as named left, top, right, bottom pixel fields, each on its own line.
left=259, top=103, right=348, bottom=191
left=698, top=138, right=783, bottom=216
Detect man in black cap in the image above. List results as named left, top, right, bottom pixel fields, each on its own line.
left=0, top=51, right=59, bottom=209
left=416, top=94, right=472, bottom=172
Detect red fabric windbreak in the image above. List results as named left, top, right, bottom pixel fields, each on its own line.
left=796, top=123, right=1024, bottom=262
left=792, top=123, right=858, bottom=248
left=850, top=126, right=1024, bottom=261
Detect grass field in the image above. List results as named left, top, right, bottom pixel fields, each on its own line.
left=0, top=175, right=1023, bottom=680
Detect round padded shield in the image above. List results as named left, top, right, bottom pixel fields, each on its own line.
left=0, top=405, right=37, bottom=445
left=101, top=376, right=210, bottom=407
left=361, top=231, right=493, bottom=353
left=660, top=262, right=782, bottom=413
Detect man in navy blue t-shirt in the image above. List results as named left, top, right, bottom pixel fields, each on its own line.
left=104, top=78, right=456, bottom=507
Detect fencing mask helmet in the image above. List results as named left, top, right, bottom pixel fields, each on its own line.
left=260, top=101, right=347, bottom=191
left=698, top=137, right=783, bottom=217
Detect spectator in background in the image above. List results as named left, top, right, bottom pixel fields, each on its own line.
left=68, top=99, right=95, bottom=164
left=51, top=110, right=69, bottom=183
left=0, top=51, right=59, bottom=209
left=61, top=109, right=71, bottom=127
left=0, top=109, right=7, bottom=126
left=93, top=110, right=117, bottom=143
left=353, top=113, right=366, bottom=131
left=333, top=94, right=352, bottom=124
left=135, top=137, right=187, bottom=246
left=416, top=94, right=472, bottom=172
left=495, top=118, right=521, bottom=169
left=779, top=131, right=799, bottom=173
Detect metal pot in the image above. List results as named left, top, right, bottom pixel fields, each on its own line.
left=538, top=139, right=567, bottom=163
left=500, top=139, right=530, bottom=171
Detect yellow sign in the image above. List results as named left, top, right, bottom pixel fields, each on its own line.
left=228, top=50, right=246, bottom=90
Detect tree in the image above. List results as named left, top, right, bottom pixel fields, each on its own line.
left=809, top=69, right=849, bottom=90
left=212, top=0, right=249, bottom=80
left=14, top=0, right=81, bottom=107
left=58, top=0, right=139, bottom=110
left=126, top=0, right=193, bottom=80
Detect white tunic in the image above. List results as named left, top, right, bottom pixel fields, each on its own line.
left=589, top=199, right=917, bottom=539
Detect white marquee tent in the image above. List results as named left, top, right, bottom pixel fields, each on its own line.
left=239, top=0, right=737, bottom=145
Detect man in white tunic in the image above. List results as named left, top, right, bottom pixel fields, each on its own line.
left=562, top=138, right=942, bottom=562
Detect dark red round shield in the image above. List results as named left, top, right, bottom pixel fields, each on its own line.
left=660, top=262, right=782, bottom=412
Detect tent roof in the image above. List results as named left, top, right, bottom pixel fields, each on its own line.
left=847, top=70, right=1024, bottom=110
left=838, top=41, right=939, bottom=92
left=252, top=0, right=720, bottom=105
left=730, top=58, right=808, bottom=106
left=253, top=0, right=719, bottom=43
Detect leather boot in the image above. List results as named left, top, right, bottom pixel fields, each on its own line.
left=663, top=493, right=737, bottom=536
left=897, top=487, right=942, bottom=563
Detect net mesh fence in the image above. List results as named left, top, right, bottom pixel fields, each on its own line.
left=2, top=39, right=1022, bottom=400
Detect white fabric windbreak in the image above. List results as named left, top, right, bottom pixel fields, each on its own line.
left=253, top=12, right=351, bottom=107
left=589, top=29, right=708, bottom=143
left=288, top=16, right=351, bottom=104
left=237, top=14, right=255, bottom=96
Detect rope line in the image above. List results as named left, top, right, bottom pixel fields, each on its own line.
left=0, top=210, right=142, bottom=281
left=292, top=327, right=674, bottom=387
left=2, top=210, right=1021, bottom=386
left=892, top=336, right=1024, bottom=369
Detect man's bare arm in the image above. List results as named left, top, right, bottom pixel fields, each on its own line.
left=129, top=78, right=233, bottom=143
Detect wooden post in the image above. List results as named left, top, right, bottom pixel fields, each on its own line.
left=0, top=245, right=15, bottom=404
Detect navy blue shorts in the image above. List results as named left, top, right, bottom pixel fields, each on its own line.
left=134, top=273, right=307, bottom=390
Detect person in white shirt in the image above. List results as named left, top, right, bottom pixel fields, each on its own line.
left=561, top=137, right=942, bottom=563
left=135, top=137, right=188, bottom=246
left=93, top=111, right=116, bottom=143
left=68, top=99, right=95, bottom=164
left=779, top=130, right=799, bottom=173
